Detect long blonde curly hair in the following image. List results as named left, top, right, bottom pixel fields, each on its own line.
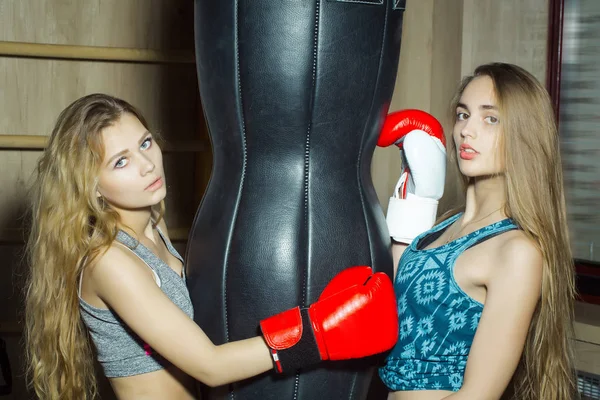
left=446, top=63, right=578, bottom=399
left=24, top=94, right=162, bottom=399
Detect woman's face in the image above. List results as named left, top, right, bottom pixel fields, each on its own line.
left=453, top=75, right=505, bottom=178
left=96, top=113, right=166, bottom=211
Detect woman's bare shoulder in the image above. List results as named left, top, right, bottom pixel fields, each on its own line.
left=489, top=229, right=543, bottom=282
left=87, top=240, right=151, bottom=282
left=497, top=229, right=540, bottom=257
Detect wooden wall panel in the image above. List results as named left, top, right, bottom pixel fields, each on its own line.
left=0, top=2, right=201, bottom=399
left=0, top=0, right=194, bottom=49
left=0, top=59, right=201, bottom=236
left=0, top=59, right=198, bottom=138
left=461, top=0, right=549, bottom=81
left=389, top=1, right=435, bottom=113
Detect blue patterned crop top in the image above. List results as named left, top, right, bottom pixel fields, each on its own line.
left=379, top=213, right=518, bottom=392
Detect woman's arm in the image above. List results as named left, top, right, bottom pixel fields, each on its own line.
left=90, top=245, right=398, bottom=386
left=90, top=246, right=273, bottom=387
left=442, top=234, right=543, bottom=400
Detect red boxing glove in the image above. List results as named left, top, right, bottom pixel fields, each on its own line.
left=377, top=108, right=446, bottom=148
left=377, top=109, right=446, bottom=244
left=260, top=266, right=398, bottom=374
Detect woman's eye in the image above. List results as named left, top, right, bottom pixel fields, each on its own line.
left=485, top=116, right=499, bottom=124
left=115, top=157, right=128, bottom=169
left=456, top=112, right=469, bottom=121
left=140, top=137, right=152, bottom=150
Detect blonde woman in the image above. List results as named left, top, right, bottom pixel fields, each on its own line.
left=377, top=63, right=577, bottom=399
left=24, top=94, right=399, bottom=399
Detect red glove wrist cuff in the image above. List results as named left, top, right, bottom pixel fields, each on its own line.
left=260, top=307, right=322, bottom=374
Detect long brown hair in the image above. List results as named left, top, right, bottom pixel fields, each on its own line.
left=24, top=94, right=162, bottom=399
left=446, top=63, right=577, bottom=399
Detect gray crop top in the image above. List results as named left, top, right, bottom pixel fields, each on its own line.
left=79, top=227, right=194, bottom=378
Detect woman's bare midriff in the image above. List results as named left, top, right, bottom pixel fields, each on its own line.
left=388, top=389, right=455, bottom=400
left=109, top=365, right=197, bottom=400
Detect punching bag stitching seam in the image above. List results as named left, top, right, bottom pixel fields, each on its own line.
left=225, top=1, right=246, bottom=398
left=302, top=0, right=322, bottom=310
left=294, top=1, right=321, bottom=399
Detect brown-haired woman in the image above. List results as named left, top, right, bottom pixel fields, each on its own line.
left=378, top=62, right=577, bottom=399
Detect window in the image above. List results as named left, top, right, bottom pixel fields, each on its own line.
left=551, top=0, right=600, bottom=264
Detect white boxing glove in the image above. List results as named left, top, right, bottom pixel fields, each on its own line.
left=377, top=109, right=446, bottom=244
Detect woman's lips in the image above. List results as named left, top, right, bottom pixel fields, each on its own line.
left=459, top=144, right=478, bottom=160
left=146, top=177, right=163, bottom=191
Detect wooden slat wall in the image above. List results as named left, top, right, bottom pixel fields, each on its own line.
left=0, top=2, right=204, bottom=399
left=461, top=0, right=549, bottom=81
left=0, top=1, right=194, bottom=49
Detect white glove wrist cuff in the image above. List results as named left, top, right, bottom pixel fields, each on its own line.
left=386, top=195, right=438, bottom=244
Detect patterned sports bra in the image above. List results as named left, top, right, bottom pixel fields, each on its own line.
left=379, top=213, right=518, bottom=391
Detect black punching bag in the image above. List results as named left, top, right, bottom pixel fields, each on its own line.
left=186, top=1, right=405, bottom=399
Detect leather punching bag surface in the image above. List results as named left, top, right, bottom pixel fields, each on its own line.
left=187, top=1, right=405, bottom=399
